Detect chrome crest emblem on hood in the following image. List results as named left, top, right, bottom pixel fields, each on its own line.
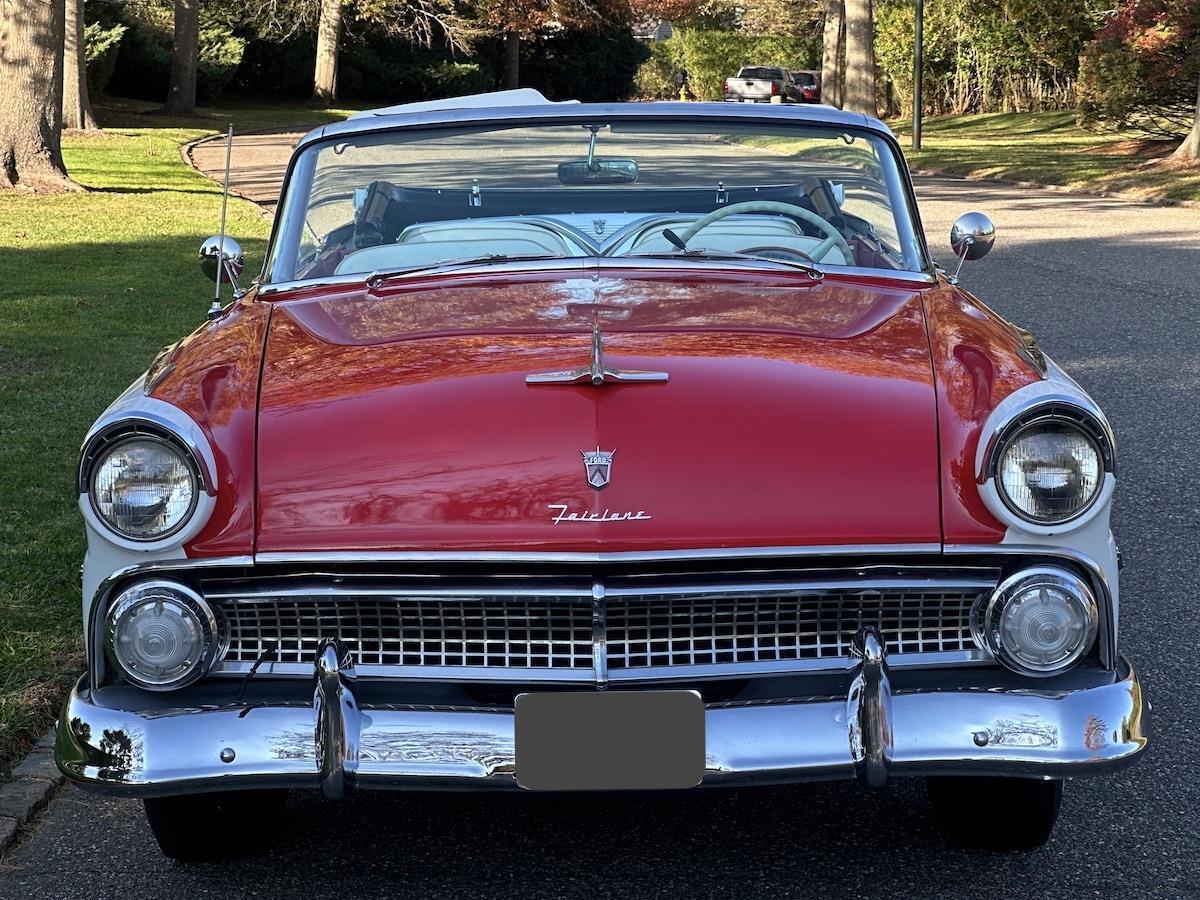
left=581, top=448, right=615, bottom=490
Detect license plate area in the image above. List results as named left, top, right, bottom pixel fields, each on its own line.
left=515, top=690, right=705, bottom=791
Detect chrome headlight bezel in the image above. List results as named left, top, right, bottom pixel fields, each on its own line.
left=972, top=567, right=1098, bottom=677
left=79, top=420, right=216, bottom=551
left=978, top=400, right=1116, bottom=535
left=104, top=580, right=225, bottom=691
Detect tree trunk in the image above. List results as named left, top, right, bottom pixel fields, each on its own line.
left=63, top=0, right=99, bottom=130
left=1172, top=74, right=1200, bottom=163
left=0, top=0, right=78, bottom=190
left=502, top=31, right=520, bottom=90
left=163, top=0, right=199, bottom=114
left=842, top=0, right=876, bottom=116
left=821, top=0, right=844, bottom=109
left=312, top=0, right=341, bottom=104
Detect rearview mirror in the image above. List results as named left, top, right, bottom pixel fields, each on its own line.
left=557, top=158, right=639, bottom=185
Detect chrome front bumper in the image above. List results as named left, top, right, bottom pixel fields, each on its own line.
left=56, top=632, right=1147, bottom=798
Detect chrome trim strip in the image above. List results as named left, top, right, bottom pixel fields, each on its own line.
left=215, top=662, right=597, bottom=682
left=209, top=649, right=989, bottom=682
left=258, top=257, right=936, bottom=298
left=205, top=585, right=595, bottom=600
left=205, top=577, right=994, bottom=601
left=252, top=544, right=944, bottom=565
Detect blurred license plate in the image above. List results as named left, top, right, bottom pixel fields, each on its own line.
left=515, top=690, right=704, bottom=791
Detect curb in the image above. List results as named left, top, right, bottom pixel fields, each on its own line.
left=910, top=166, right=1200, bottom=210
left=0, top=730, right=65, bottom=858
left=182, top=127, right=316, bottom=218
left=182, top=132, right=277, bottom=218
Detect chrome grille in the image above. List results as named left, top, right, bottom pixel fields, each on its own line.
left=212, top=581, right=989, bottom=681
left=606, top=590, right=979, bottom=671
left=223, top=596, right=594, bottom=671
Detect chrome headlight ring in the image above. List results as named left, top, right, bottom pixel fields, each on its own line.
left=79, top=418, right=217, bottom=551
left=972, top=567, right=1099, bottom=677
left=977, top=396, right=1116, bottom=536
left=104, top=580, right=226, bottom=690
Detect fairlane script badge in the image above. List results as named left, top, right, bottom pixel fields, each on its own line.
left=548, top=505, right=652, bottom=525
left=581, top=448, right=615, bottom=490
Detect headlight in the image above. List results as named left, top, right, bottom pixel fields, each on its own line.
left=89, top=435, right=198, bottom=540
left=995, top=417, right=1104, bottom=525
left=106, top=581, right=221, bottom=690
left=974, top=568, right=1098, bottom=677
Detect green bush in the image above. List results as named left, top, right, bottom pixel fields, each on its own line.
left=337, top=30, right=496, bottom=103
left=520, top=26, right=649, bottom=101
left=84, top=22, right=127, bottom=95
left=874, top=0, right=1106, bottom=117
left=233, top=33, right=315, bottom=99
left=196, top=22, right=246, bottom=102
left=94, top=2, right=245, bottom=104
left=1077, top=0, right=1199, bottom=137
left=633, top=41, right=682, bottom=100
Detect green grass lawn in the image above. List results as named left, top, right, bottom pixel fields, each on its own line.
left=0, top=98, right=356, bottom=775
left=893, top=111, right=1200, bottom=201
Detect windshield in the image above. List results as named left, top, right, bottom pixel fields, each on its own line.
left=264, top=118, right=926, bottom=284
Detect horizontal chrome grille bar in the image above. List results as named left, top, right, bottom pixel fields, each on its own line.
left=210, top=577, right=993, bottom=682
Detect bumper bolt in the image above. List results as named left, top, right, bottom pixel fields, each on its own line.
left=973, top=731, right=990, bottom=747
left=220, top=747, right=236, bottom=763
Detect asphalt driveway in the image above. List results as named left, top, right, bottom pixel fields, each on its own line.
left=2, top=131, right=1198, bottom=899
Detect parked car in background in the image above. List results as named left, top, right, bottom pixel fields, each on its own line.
left=723, top=66, right=801, bottom=103
left=57, top=90, right=1147, bottom=861
left=791, top=69, right=822, bottom=103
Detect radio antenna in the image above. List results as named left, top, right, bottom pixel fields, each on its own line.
left=209, top=124, right=234, bottom=318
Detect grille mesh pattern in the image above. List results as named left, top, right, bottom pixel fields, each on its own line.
left=218, top=587, right=983, bottom=675
left=606, top=591, right=979, bottom=670
left=223, top=597, right=594, bottom=669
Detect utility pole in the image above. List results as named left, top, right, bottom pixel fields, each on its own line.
left=913, top=0, right=924, bottom=150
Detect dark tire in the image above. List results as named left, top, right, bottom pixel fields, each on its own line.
left=927, top=776, right=1062, bottom=850
left=143, top=789, right=288, bottom=861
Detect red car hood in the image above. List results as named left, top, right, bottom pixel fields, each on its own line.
left=255, top=269, right=941, bottom=553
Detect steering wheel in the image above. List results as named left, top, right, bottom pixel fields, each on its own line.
left=667, top=200, right=853, bottom=264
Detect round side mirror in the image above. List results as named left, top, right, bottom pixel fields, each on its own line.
left=950, top=212, right=996, bottom=261
left=199, top=236, right=245, bottom=284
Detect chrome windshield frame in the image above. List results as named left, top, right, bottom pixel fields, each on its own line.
left=260, top=103, right=933, bottom=286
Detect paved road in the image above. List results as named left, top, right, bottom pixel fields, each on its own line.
left=4, top=131, right=1199, bottom=899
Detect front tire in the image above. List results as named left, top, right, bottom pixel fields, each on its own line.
left=926, top=776, right=1062, bottom=850
left=144, top=789, right=288, bottom=861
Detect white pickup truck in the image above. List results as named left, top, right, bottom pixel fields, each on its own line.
left=722, top=66, right=801, bottom=103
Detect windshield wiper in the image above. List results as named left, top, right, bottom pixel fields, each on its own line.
left=623, top=249, right=823, bottom=279
left=365, top=253, right=567, bottom=288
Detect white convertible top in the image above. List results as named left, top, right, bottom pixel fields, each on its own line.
left=348, top=89, right=578, bottom=119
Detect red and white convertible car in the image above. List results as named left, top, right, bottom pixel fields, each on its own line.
left=56, top=91, right=1146, bottom=859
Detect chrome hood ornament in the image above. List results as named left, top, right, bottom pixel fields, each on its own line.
left=581, top=448, right=615, bottom=489
left=526, top=325, right=669, bottom=386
